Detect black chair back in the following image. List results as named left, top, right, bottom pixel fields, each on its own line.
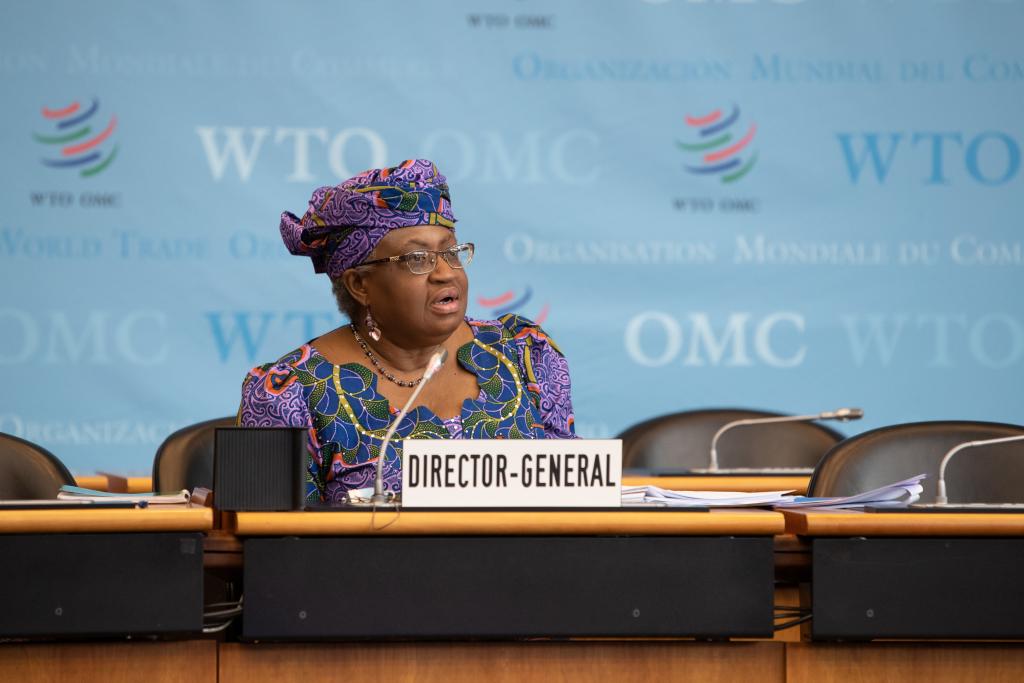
left=808, top=420, right=1024, bottom=503
left=617, top=408, right=845, bottom=471
left=0, top=433, right=75, bottom=499
left=152, top=416, right=236, bottom=492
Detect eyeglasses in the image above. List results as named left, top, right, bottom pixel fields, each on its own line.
left=360, top=242, right=475, bottom=275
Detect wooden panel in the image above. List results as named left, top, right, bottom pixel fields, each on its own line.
left=623, top=475, right=808, bottom=494
left=0, top=640, right=216, bottom=683
left=102, top=474, right=154, bottom=493
left=230, top=508, right=785, bottom=536
left=73, top=475, right=109, bottom=491
left=787, top=643, right=1024, bottom=683
left=220, top=641, right=784, bottom=683
left=73, top=475, right=153, bottom=493
left=127, top=476, right=154, bottom=493
left=0, top=506, right=213, bottom=533
left=783, top=509, right=1024, bottom=537
left=204, top=528, right=243, bottom=570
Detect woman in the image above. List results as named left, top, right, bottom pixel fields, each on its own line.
left=239, top=159, right=576, bottom=504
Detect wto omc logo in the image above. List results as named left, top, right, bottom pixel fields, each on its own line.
left=678, top=105, right=758, bottom=184
left=478, top=287, right=550, bottom=325
left=34, top=98, right=119, bottom=177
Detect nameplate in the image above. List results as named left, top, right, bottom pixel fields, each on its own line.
left=401, top=439, right=622, bottom=508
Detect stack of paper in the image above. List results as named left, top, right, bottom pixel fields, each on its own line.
left=621, top=486, right=796, bottom=508
left=773, top=474, right=926, bottom=509
left=621, top=474, right=927, bottom=509
left=58, top=485, right=191, bottom=505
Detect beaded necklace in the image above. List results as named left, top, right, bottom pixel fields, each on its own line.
left=350, top=324, right=423, bottom=388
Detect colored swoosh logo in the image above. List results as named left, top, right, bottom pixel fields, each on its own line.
left=35, top=98, right=119, bottom=177
left=678, top=104, right=758, bottom=184
left=477, top=287, right=550, bottom=325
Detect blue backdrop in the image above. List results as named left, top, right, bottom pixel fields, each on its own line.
left=2, top=0, right=1022, bottom=475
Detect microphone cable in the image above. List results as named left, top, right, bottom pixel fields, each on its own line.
left=202, top=595, right=244, bottom=634
left=773, top=603, right=812, bottom=631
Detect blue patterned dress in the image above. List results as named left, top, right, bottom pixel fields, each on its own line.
left=238, top=315, right=576, bottom=504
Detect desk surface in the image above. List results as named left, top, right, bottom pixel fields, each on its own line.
left=623, top=475, right=809, bottom=494
left=74, top=475, right=154, bottom=493
left=783, top=509, right=1024, bottom=537
left=75, top=474, right=809, bottom=494
left=0, top=505, right=214, bottom=534
left=229, top=508, right=785, bottom=536
left=72, top=473, right=806, bottom=493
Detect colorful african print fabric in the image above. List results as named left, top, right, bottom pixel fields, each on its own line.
left=237, top=315, right=576, bottom=504
left=279, top=159, right=456, bottom=278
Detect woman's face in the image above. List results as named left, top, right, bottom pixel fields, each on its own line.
left=356, top=225, right=469, bottom=345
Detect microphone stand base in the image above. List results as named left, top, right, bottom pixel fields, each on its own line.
left=342, top=491, right=401, bottom=508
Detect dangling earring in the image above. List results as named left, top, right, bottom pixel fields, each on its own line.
left=364, top=307, right=382, bottom=342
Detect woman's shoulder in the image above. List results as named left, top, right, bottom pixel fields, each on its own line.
left=238, top=344, right=317, bottom=427
left=243, top=344, right=316, bottom=389
left=251, top=343, right=315, bottom=373
left=471, top=313, right=564, bottom=355
left=468, top=314, right=575, bottom=437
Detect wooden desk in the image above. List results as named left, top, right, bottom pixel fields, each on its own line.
left=624, top=474, right=809, bottom=494
left=1, top=505, right=211, bottom=639
left=229, top=507, right=784, bottom=536
left=219, top=641, right=785, bottom=683
left=786, top=642, right=1024, bottom=683
left=0, top=504, right=213, bottom=534
left=0, top=641, right=216, bottom=683
left=782, top=508, right=1024, bottom=536
left=233, top=508, right=782, bottom=641
left=783, top=509, right=1024, bottom=642
left=73, top=474, right=154, bottom=493
left=78, top=473, right=807, bottom=494
left=74, top=474, right=110, bottom=490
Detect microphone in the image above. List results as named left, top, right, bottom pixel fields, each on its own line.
left=703, top=408, right=864, bottom=473
left=934, top=434, right=1024, bottom=505
left=364, top=346, right=449, bottom=507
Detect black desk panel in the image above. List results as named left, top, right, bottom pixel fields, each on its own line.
left=0, top=533, right=204, bottom=638
left=812, top=537, right=1024, bottom=640
left=243, top=535, right=774, bottom=640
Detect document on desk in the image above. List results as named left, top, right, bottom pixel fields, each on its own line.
left=773, top=474, right=926, bottom=509
left=621, top=486, right=796, bottom=507
left=57, top=485, right=191, bottom=504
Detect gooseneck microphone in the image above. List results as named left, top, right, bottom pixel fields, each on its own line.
left=934, top=434, right=1024, bottom=505
left=366, top=346, right=449, bottom=507
left=704, top=408, right=864, bottom=472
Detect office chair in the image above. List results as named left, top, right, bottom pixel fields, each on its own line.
left=617, top=408, right=845, bottom=471
left=808, top=420, right=1024, bottom=503
left=0, top=432, right=76, bottom=499
left=152, top=416, right=236, bottom=492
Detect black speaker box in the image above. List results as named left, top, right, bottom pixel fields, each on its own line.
left=243, top=535, right=775, bottom=639
left=812, top=537, right=1024, bottom=640
left=0, top=533, right=203, bottom=637
left=214, top=427, right=307, bottom=511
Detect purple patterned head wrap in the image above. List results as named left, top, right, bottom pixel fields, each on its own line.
left=280, top=159, right=457, bottom=278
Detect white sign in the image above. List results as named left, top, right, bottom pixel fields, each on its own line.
left=400, top=439, right=622, bottom=508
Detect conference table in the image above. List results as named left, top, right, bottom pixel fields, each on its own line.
left=231, top=508, right=779, bottom=625
left=780, top=508, right=1024, bottom=682
left=74, top=473, right=155, bottom=493
left=76, top=472, right=813, bottom=494
left=5, top=504, right=1024, bottom=682
left=0, top=504, right=216, bottom=682
left=2, top=505, right=788, bottom=682
left=219, top=507, right=786, bottom=681
left=622, top=473, right=810, bottom=493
